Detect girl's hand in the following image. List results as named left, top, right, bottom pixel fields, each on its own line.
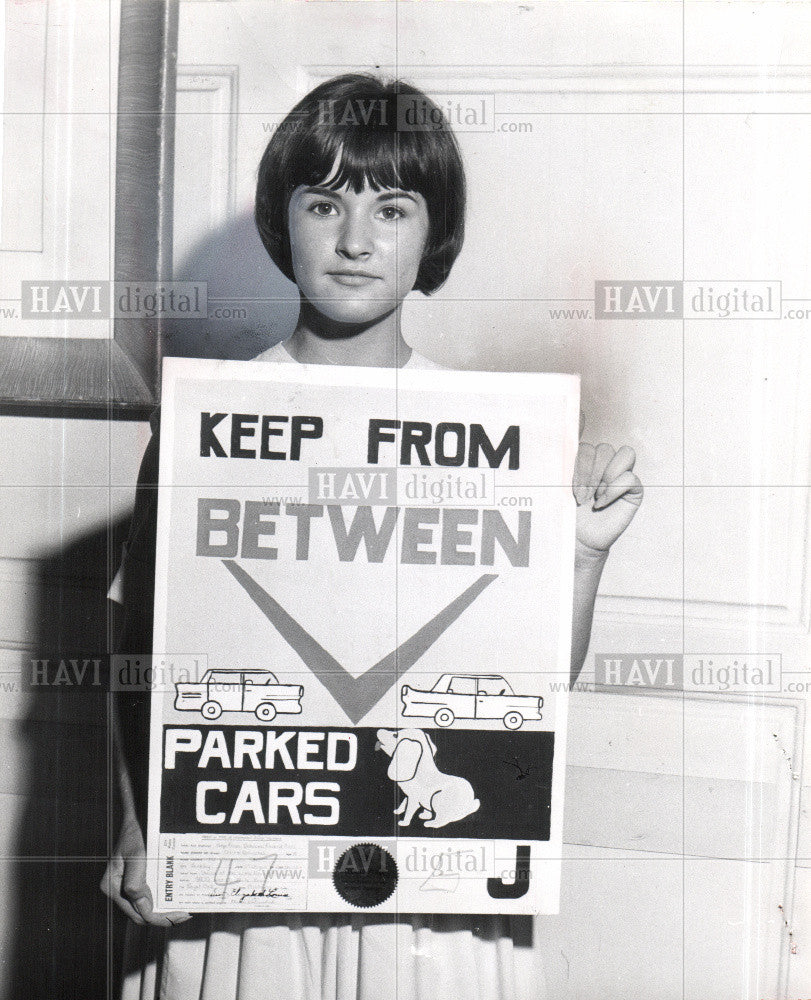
left=101, top=816, right=191, bottom=927
left=572, top=419, right=643, bottom=552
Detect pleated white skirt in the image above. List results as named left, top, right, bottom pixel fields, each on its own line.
left=121, top=914, right=545, bottom=1000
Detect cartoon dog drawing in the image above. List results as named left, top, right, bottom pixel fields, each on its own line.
left=375, top=728, right=480, bottom=829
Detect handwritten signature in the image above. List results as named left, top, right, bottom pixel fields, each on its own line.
left=209, top=853, right=292, bottom=902
left=237, top=886, right=290, bottom=902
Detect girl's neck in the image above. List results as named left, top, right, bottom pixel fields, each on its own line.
left=285, top=299, right=412, bottom=369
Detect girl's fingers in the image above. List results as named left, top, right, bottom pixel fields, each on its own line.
left=593, top=471, right=644, bottom=510
left=121, top=854, right=157, bottom=922
left=99, top=854, right=122, bottom=897
left=594, top=446, right=637, bottom=504
left=121, top=853, right=177, bottom=926
left=114, top=890, right=147, bottom=926
left=128, top=889, right=189, bottom=927
left=100, top=858, right=146, bottom=925
left=122, top=858, right=192, bottom=925
left=589, top=444, right=615, bottom=493
left=102, top=823, right=190, bottom=925
left=572, top=443, right=595, bottom=505
left=150, top=908, right=193, bottom=926
left=124, top=880, right=190, bottom=927
left=603, top=445, right=637, bottom=481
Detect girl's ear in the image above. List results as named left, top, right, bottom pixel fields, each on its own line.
left=388, top=739, right=422, bottom=782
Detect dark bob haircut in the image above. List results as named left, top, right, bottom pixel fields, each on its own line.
left=255, top=74, right=466, bottom=295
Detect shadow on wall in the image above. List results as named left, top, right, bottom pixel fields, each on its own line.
left=7, top=518, right=129, bottom=999
left=163, top=208, right=300, bottom=360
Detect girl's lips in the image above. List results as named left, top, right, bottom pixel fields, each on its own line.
left=327, top=272, right=381, bottom=287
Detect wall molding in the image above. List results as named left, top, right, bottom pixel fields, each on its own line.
left=305, top=63, right=811, bottom=113
left=175, top=64, right=238, bottom=229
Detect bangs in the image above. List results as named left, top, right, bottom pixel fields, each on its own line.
left=296, top=124, right=430, bottom=197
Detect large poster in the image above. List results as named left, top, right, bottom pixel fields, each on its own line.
left=146, top=356, right=579, bottom=914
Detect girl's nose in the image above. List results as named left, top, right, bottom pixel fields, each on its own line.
left=336, top=210, right=373, bottom=259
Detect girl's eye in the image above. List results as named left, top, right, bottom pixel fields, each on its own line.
left=309, top=201, right=338, bottom=217
left=378, top=205, right=405, bottom=221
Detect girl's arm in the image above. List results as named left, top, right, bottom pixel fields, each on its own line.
left=570, top=541, right=609, bottom=683
left=100, top=422, right=191, bottom=926
left=100, top=700, right=182, bottom=926
left=569, top=434, right=643, bottom=683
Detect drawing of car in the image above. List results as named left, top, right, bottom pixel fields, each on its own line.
left=401, top=674, right=543, bottom=731
left=174, top=669, right=304, bottom=722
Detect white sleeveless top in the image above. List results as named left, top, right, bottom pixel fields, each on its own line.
left=255, top=340, right=447, bottom=370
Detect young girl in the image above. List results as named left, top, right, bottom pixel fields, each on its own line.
left=103, top=74, right=642, bottom=1000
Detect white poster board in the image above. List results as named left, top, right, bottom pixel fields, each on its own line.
left=146, top=356, right=579, bottom=914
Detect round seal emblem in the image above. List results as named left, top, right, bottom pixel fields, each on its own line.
left=332, top=844, right=398, bottom=908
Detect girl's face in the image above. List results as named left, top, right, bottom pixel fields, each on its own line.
left=287, top=174, right=430, bottom=327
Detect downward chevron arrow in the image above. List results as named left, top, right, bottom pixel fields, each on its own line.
left=222, top=560, right=498, bottom=724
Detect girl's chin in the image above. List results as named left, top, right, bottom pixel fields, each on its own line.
left=306, top=301, right=399, bottom=328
